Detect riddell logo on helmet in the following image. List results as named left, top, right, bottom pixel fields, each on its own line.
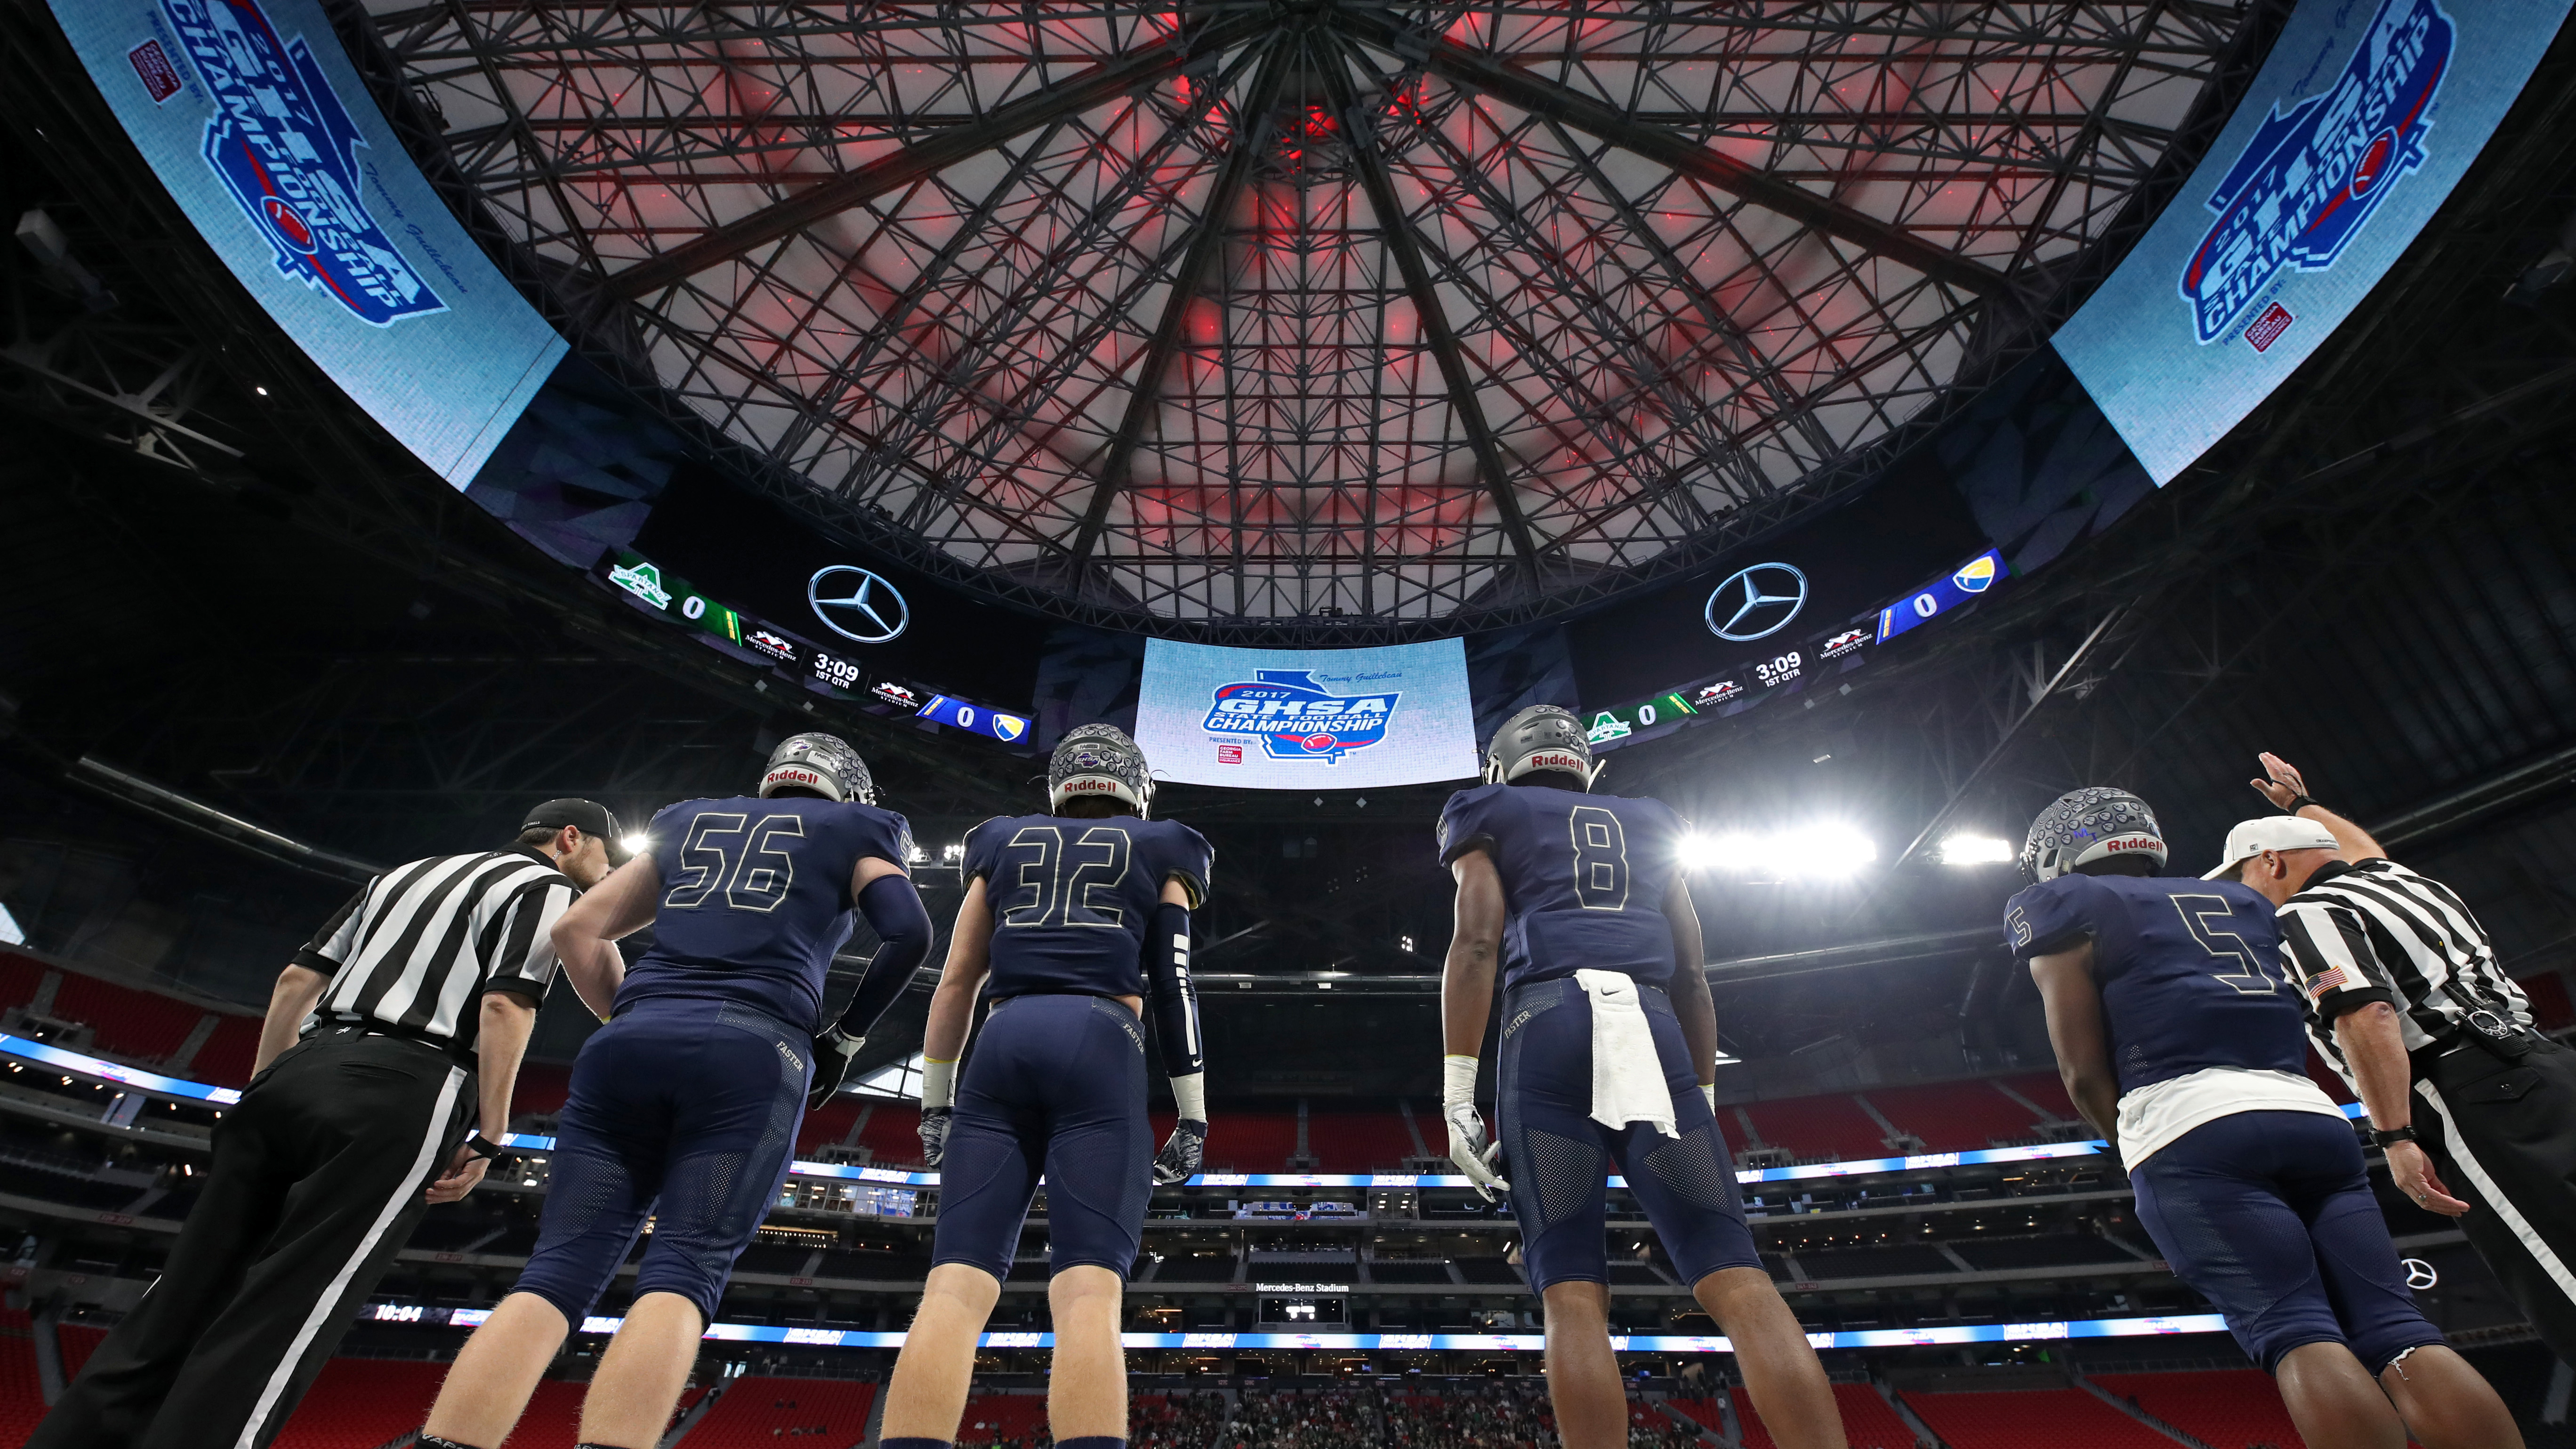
left=2104, top=835, right=2160, bottom=853
left=1062, top=779, right=1119, bottom=793
left=767, top=767, right=822, bottom=787
left=1525, top=752, right=1586, bottom=773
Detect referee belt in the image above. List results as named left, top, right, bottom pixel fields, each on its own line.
left=305, top=1018, right=474, bottom=1067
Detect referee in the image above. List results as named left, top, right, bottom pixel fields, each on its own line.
left=2221, top=752, right=2576, bottom=1366
left=29, top=799, right=624, bottom=1449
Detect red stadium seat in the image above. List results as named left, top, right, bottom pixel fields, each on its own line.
left=674, top=1377, right=871, bottom=1447
left=45, top=972, right=208, bottom=1066
left=1862, top=1082, right=2049, bottom=1151
left=957, top=1391, right=1047, bottom=1445
left=0, top=953, right=50, bottom=1013
left=268, top=1358, right=447, bottom=1449
left=1300, top=1112, right=1422, bottom=1171
left=1902, top=1386, right=2175, bottom=1449
left=1739, top=1095, right=1888, bottom=1161
left=1999, top=1072, right=2083, bottom=1127
left=1207, top=1112, right=1300, bottom=1173
left=54, top=1323, right=103, bottom=1382
left=2090, top=1369, right=2306, bottom=1449
left=1731, top=1383, right=1916, bottom=1449
left=188, top=1015, right=265, bottom=1087
left=0, top=1307, right=48, bottom=1449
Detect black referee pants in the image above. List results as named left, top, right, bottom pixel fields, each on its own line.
left=2414, top=1036, right=2576, bottom=1367
left=29, top=1030, right=474, bottom=1449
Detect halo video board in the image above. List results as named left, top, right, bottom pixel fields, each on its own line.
left=50, top=0, right=569, bottom=486
left=2053, top=0, right=2574, bottom=483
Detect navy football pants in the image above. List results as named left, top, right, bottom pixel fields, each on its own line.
left=932, top=993, right=1152, bottom=1281
left=1498, top=976, right=1762, bottom=1294
left=2130, top=1110, right=2442, bottom=1373
left=513, top=999, right=810, bottom=1324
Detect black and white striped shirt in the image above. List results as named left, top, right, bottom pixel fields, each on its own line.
left=2277, top=856, right=2532, bottom=1070
left=295, top=847, right=576, bottom=1051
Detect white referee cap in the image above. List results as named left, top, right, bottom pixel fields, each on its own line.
left=2205, top=816, right=2340, bottom=879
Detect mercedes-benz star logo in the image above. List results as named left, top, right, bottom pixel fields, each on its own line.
left=1705, top=562, right=1808, bottom=642
left=2401, top=1258, right=2439, bottom=1290
left=807, top=565, right=910, bottom=644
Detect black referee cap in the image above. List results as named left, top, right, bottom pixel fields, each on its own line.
left=521, top=798, right=632, bottom=865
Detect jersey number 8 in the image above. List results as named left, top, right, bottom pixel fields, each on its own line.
left=1569, top=805, right=1629, bottom=911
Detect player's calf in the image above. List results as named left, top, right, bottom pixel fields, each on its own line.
left=1693, top=1268, right=1847, bottom=1449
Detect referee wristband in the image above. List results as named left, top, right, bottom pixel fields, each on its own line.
left=2287, top=794, right=2319, bottom=814
left=461, top=1132, right=505, bottom=1161
left=2370, top=1124, right=2418, bottom=1149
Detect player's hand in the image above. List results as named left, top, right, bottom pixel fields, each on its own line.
left=806, top=1025, right=864, bottom=1112
left=919, top=1106, right=953, bottom=1168
left=1444, top=1102, right=1509, bottom=1201
left=1154, top=1119, right=1208, bottom=1185
left=426, top=1144, right=490, bottom=1204
left=2389, top=1140, right=2470, bottom=1216
left=2250, top=752, right=2310, bottom=812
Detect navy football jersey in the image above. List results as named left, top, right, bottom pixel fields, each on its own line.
left=964, top=813, right=1214, bottom=999
left=2004, top=872, right=2307, bottom=1094
left=619, top=795, right=915, bottom=1029
left=1436, top=782, right=1690, bottom=991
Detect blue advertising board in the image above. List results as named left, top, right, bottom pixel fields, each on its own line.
left=49, top=0, right=569, bottom=486
left=1137, top=638, right=1479, bottom=790
left=2052, top=0, right=2572, bottom=484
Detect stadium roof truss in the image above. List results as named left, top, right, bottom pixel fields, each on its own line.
left=369, top=1, right=2246, bottom=628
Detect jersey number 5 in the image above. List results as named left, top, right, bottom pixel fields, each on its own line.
left=664, top=812, right=805, bottom=913
left=2170, top=893, right=2276, bottom=995
left=999, top=825, right=1131, bottom=929
left=1569, top=805, right=1629, bottom=911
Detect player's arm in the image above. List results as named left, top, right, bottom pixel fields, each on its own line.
left=549, top=853, right=661, bottom=1020
left=1440, top=848, right=1510, bottom=1199
left=808, top=856, right=937, bottom=1109
left=916, top=876, right=996, bottom=1167
left=1146, top=876, right=1208, bottom=1184
left=2027, top=942, right=2119, bottom=1158
left=1661, top=874, right=1719, bottom=1110
left=2251, top=752, right=2384, bottom=860
left=258, top=883, right=369, bottom=1074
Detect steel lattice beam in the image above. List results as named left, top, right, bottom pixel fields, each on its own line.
left=1339, top=9, right=2009, bottom=297
left=608, top=13, right=1264, bottom=298
left=1320, top=29, right=1541, bottom=574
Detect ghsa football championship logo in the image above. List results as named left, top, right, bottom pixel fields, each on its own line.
left=156, top=0, right=445, bottom=325
left=1203, top=670, right=1399, bottom=765
left=2181, top=0, right=2453, bottom=344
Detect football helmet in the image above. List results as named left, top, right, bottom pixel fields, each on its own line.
left=1050, top=723, right=1153, bottom=815
left=1482, top=705, right=1601, bottom=789
left=759, top=732, right=876, bottom=805
left=2020, top=787, right=2166, bottom=882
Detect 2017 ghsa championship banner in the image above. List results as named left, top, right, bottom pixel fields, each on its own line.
left=1136, top=638, right=1480, bottom=791
left=2052, top=0, right=2573, bottom=484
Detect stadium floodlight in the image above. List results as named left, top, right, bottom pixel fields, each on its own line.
left=1938, top=834, right=2015, bottom=866
left=942, top=842, right=965, bottom=863
left=619, top=835, right=650, bottom=858
left=1681, top=825, right=1876, bottom=878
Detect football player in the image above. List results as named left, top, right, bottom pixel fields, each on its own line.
left=879, top=724, right=1213, bottom=1449
left=420, top=734, right=935, bottom=1449
left=2012, top=788, right=2520, bottom=1449
left=1437, top=707, right=1845, bottom=1449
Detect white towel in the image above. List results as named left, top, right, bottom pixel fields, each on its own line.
left=1576, top=969, right=1678, bottom=1138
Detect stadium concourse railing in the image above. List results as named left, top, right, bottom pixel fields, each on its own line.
left=0, top=1029, right=2366, bottom=1192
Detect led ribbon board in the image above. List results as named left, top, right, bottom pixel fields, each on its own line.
left=367, top=1301, right=2231, bottom=1352
left=2052, top=0, right=2575, bottom=483
left=49, top=0, right=570, bottom=485
left=4, top=1034, right=2364, bottom=1189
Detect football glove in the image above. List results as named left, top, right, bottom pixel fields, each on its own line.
left=1154, top=1119, right=1208, bottom=1185
left=918, top=1106, right=953, bottom=1168
left=806, top=1025, right=865, bottom=1112
left=1444, top=1101, right=1508, bottom=1202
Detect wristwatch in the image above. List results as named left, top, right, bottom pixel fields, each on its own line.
left=2287, top=793, right=2319, bottom=814
left=2370, top=1125, right=2418, bottom=1148
left=461, top=1132, right=506, bottom=1161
